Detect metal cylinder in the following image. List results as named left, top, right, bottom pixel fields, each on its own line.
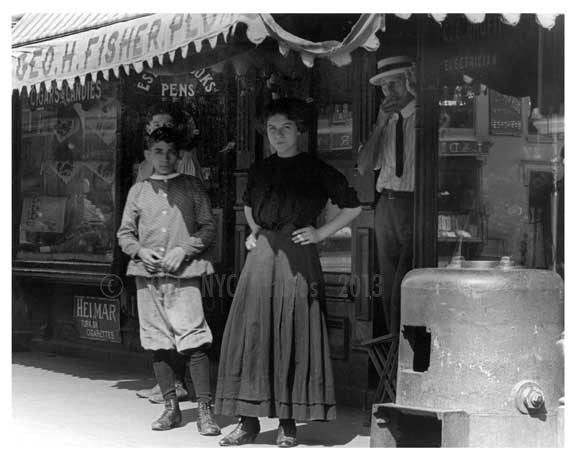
left=397, top=258, right=564, bottom=416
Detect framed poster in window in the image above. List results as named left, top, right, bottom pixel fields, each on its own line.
left=489, top=89, right=522, bottom=136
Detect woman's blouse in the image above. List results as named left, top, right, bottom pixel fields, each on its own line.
left=243, top=152, right=360, bottom=230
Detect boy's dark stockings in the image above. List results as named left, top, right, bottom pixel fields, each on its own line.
left=152, top=347, right=211, bottom=403
left=152, top=349, right=177, bottom=400
left=183, top=347, right=211, bottom=403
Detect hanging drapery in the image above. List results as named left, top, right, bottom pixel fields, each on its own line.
left=256, top=13, right=385, bottom=67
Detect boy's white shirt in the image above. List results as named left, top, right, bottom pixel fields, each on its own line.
left=149, top=172, right=181, bottom=180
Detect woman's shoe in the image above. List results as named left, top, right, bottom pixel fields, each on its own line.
left=276, top=419, right=297, bottom=448
left=219, top=417, right=260, bottom=446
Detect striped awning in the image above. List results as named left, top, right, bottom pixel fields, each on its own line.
left=12, top=13, right=561, bottom=92
left=12, top=13, right=152, bottom=47
left=12, top=13, right=270, bottom=91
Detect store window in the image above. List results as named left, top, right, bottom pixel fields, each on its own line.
left=437, top=82, right=564, bottom=272
left=17, top=80, right=119, bottom=263
left=438, top=83, right=476, bottom=136
left=313, top=61, right=354, bottom=274
left=437, top=83, right=485, bottom=267
left=124, top=70, right=229, bottom=208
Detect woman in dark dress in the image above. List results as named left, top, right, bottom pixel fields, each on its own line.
left=214, top=98, right=361, bottom=447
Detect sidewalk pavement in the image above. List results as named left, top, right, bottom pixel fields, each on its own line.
left=11, top=349, right=371, bottom=448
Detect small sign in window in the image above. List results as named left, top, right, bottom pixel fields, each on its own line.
left=489, top=89, right=522, bottom=136
left=74, top=296, right=121, bottom=343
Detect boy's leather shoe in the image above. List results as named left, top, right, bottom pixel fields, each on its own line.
left=197, top=400, right=221, bottom=436
left=151, top=397, right=182, bottom=431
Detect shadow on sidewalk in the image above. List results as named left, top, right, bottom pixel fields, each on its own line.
left=178, top=410, right=369, bottom=446
left=253, top=421, right=370, bottom=447
left=13, top=350, right=370, bottom=447
left=210, top=421, right=369, bottom=448
left=12, top=350, right=156, bottom=392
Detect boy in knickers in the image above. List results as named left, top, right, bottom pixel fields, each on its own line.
left=117, top=127, right=220, bottom=435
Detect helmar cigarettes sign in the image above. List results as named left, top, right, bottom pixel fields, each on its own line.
left=74, top=296, right=121, bottom=343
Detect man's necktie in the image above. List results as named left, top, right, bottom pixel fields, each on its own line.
left=395, top=111, right=404, bottom=178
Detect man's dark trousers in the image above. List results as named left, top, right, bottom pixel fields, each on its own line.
left=374, top=191, right=414, bottom=335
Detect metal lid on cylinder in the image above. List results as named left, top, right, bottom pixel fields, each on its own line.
left=397, top=257, right=564, bottom=417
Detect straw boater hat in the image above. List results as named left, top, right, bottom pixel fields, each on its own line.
left=369, top=56, right=414, bottom=86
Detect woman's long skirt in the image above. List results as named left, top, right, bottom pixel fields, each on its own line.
left=214, top=226, right=336, bottom=421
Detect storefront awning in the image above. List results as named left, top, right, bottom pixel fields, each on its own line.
left=11, top=13, right=152, bottom=47
left=395, top=13, right=560, bottom=29
left=11, top=13, right=272, bottom=91
left=12, top=13, right=561, bottom=92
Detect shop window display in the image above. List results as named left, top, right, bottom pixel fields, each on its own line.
left=437, top=83, right=483, bottom=267
left=437, top=83, right=564, bottom=271
left=125, top=71, right=229, bottom=211
left=438, top=83, right=476, bottom=135
left=17, top=80, right=119, bottom=262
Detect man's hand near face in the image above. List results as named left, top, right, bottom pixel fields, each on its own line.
left=378, top=72, right=415, bottom=118
left=377, top=99, right=406, bottom=126
left=375, top=103, right=394, bottom=127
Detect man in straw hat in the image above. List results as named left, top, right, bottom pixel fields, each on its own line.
left=357, top=55, right=416, bottom=336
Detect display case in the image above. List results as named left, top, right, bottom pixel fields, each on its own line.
left=15, top=80, right=120, bottom=268
left=437, top=154, right=487, bottom=266
left=437, top=83, right=488, bottom=267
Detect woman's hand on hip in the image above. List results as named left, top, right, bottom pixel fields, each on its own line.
left=292, top=227, right=321, bottom=245
left=245, top=232, right=258, bottom=251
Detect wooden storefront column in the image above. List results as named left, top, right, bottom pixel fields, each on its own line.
left=12, top=90, right=21, bottom=259
left=414, top=16, right=441, bottom=269
left=233, top=68, right=258, bottom=278
left=351, top=48, right=377, bottom=321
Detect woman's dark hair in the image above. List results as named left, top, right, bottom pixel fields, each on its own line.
left=262, top=98, right=313, bottom=133
left=146, top=126, right=181, bottom=150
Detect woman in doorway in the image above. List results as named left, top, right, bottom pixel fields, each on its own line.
left=214, top=98, right=361, bottom=447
